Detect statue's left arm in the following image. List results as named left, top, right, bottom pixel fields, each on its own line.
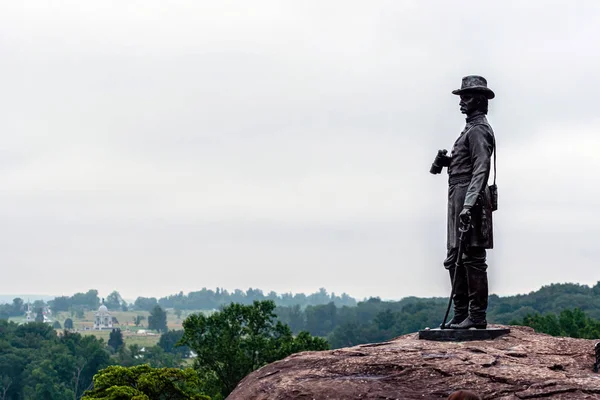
left=463, top=125, right=494, bottom=210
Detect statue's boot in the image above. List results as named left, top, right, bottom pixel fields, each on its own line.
left=453, top=267, right=488, bottom=329
left=443, top=266, right=468, bottom=328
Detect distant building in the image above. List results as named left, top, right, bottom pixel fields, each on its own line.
left=25, top=302, right=52, bottom=324
left=25, top=303, right=33, bottom=322
left=136, top=329, right=157, bottom=336
left=93, top=300, right=113, bottom=330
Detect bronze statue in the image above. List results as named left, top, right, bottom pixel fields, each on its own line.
left=431, top=75, right=496, bottom=330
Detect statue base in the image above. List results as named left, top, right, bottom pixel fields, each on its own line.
left=418, top=327, right=510, bottom=342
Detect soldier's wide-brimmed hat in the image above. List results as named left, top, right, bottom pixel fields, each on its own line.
left=452, top=75, right=495, bottom=99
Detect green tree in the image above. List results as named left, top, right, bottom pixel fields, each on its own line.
left=148, top=305, right=168, bottom=333
left=108, top=329, right=124, bottom=352
left=134, top=315, right=146, bottom=327
left=511, top=308, right=600, bottom=339
left=51, top=296, right=71, bottom=312
left=115, top=344, right=183, bottom=369
left=35, top=308, right=44, bottom=323
left=105, top=291, right=123, bottom=310
left=328, top=321, right=368, bottom=348
left=140, top=346, right=183, bottom=368
left=22, top=359, right=75, bottom=400
left=71, top=289, right=101, bottom=310
left=128, top=344, right=142, bottom=360
left=374, top=309, right=396, bottom=331
left=11, top=298, right=24, bottom=314
left=134, top=297, right=158, bottom=311
left=158, top=330, right=190, bottom=358
left=0, top=322, right=109, bottom=399
left=32, top=300, right=46, bottom=310
left=305, top=302, right=337, bottom=336
left=81, top=365, right=210, bottom=400
left=0, top=352, right=25, bottom=400
left=179, top=300, right=328, bottom=398
left=275, top=305, right=305, bottom=334
left=0, top=376, right=12, bottom=400
left=59, top=331, right=112, bottom=398
left=64, top=318, right=74, bottom=330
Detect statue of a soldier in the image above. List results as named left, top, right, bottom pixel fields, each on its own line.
left=430, top=75, right=496, bottom=330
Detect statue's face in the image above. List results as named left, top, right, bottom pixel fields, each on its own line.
left=459, top=93, right=479, bottom=115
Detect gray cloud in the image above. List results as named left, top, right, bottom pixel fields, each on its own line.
left=1, top=0, right=599, bottom=301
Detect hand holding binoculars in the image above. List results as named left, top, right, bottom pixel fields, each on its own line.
left=430, top=149, right=451, bottom=174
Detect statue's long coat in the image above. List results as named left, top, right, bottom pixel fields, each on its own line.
left=447, top=111, right=495, bottom=250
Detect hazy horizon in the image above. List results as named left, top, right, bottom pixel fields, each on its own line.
left=2, top=277, right=596, bottom=306
left=2, top=1, right=600, bottom=301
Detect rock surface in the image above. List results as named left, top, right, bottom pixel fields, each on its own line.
left=227, top=325, right=600, bottom=399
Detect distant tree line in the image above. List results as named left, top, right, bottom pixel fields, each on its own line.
left=511, top=308, right=600, bottom=339
left=0, top=287, right=358, bottom=318
left=276, top=297, right=449, bottom=348
left=275, top=282, right=600, bottom=349
left=48, top=289, right=131, bottom=314
left=134, top=287, right=357, bottom=311
left=487, top=281, right=600, bottom=320
left=6, top=282, right=600, bottom=340
left=47, top=289, right=101, bottom=312
left=0, top=298, right=52, bottom=321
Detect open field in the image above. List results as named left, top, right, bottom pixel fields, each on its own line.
left=77, top=329, right=161, bottom=348
left=9, top=308, right=213, bottom=348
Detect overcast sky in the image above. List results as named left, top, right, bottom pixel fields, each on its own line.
left=1, top=0, right=600, bottom=302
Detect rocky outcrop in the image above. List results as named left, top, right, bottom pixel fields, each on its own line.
left=227, top=325, right=600, bottom=399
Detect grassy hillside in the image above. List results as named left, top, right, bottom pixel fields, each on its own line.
left=8, top=308, right=213, bottom=348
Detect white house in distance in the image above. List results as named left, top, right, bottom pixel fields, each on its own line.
left=93, top=300, right=113, bottom=330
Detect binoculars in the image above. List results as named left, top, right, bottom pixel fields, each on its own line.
left=430, top=149, right=451, bottom=174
